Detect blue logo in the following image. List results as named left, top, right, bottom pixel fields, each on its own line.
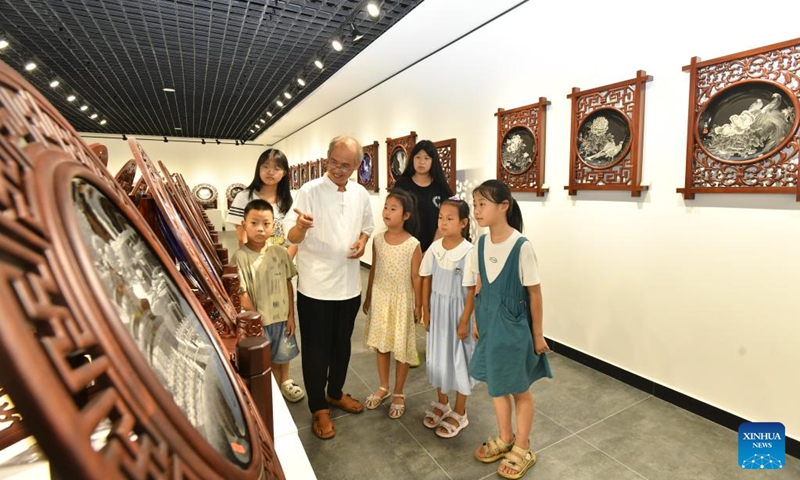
left=738, top=422, right=785, bottom=470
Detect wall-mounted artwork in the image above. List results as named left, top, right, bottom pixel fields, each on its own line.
left=386, top=131, right=417, bottom=191
left=434, top=138, right=457, bottom=194
left=226, top=183, right=246, bottom=208
left=192, top=183, right=219, bottom=209
left=496, top=98, right=549, bottom=195
left=358, top=141, right=380, bottom=192
left=114, top=158, right=137, bottom=195
left=678, top=38, right=800, bottom=200
left=310, top=160, right=319, bottom=180
left=320, top=157, right=328, bottom=176
left=566, top=70, right=651, bottom=197
left=290, top=165, right=299, bottom=189
left=299, top=161, right=308, bottom=187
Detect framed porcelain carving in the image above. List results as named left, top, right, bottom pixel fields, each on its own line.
left=358, top=141, right=380, bottom=192
left=192, top=183, right=219, bottom=209
left=566, top=71, right=651, bottom=197
left=227, top=183, right=246, bottom=208
left=496, top=98, right=549, bottom=195
left=678, top=37, right=800, bottom=200
left=290, top=165, right=299, bottom=189
left=309, top=160, right=319, bottom=180
left=386, top=131, right=417, bottom=191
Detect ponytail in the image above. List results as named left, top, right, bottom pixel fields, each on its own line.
left=507, top=197, right=523, bottom=233
left=473, top=179, right=523, bottom=232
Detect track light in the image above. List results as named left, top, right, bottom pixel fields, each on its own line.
left=350, top=24, right=364, bottom=43
left=80, top=105, right=88, bottom=111
left=122, top=134, right=127, bottom=140
left=250, top=129, right=255, bottom=133
left=331, top=38, right=343, bottom=52
left=0, top=39, right=8, bottom=50
left=163, top=87, right=176, bottom=93
left=235, top=140, right=239, bottom=146
left=67, top=94, right=76, bottom=102
left=367, top=2, right=380, bottom=17
left=49, top=80, right=60, bottom=88
left=266, top=111, right=273, bottom=117
left=259, top=118, right=266, bottom=124
left=276, top=100, right=284, bottom=107
left=314, top=59, right=324, bottom=69
left=90, top=113, right=98, bottom=119
left=201, top=138, right=206, bottom=144
left=297, top=77, right=306, bottom=87
left=99, top=119, right=107, bottom=125
left=24, top=62, right=36, bottom=71
left=216, top=139, right=221, bottom=145
left=163, top=136, right=168, bottom=143
left=241, top=139, right=247, bottom=145
left=284, top=91, right=292, bottom=100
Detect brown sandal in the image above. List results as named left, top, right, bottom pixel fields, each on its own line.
left=312, top=409, right=335, bottom=439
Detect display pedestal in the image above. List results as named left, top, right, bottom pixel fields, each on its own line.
left=271, top=376, right=316, bottom=479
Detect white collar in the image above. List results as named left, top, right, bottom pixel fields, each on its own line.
left=432, top=238, right=472, bottom=262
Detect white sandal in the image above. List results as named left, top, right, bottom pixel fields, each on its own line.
left=423, top=401, right=452, bottom=429
left=435, top=410, right=468, bottom=438
left=280, top=379, right=305, bottom=403
left=365, top=386, right=390, bottom=410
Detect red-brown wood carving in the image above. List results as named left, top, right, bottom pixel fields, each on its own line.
left=358, top=141, right=380, bottom=192
left=0, top=386, right=27, bottom=451
left=678, top=37, right=800, bottom=200
left=386, top=132, right=417, bottom=191
left=226, top=183, right=246, bottom=208
left=192, top=183, right=219, bottom=209
left=0, top=60, right=284, bottom=479
left=434, top=138, right=457, bottom=194
left=290, top=165, right=298, bottom=189
left=566, top=71, right=651, bottom=197
left=114, top=158, right=137, bottom=195
left=496, top=99, right=549, bottom=195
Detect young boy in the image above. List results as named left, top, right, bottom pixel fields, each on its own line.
left=233, top=198, right=305, bottom=402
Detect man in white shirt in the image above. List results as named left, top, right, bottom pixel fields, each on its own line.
left=284, top=135, right=374, bottom=440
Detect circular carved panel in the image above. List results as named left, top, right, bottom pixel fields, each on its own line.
left=359, top=152, right=373, bottom=183
left=391, top=146, right=407, bottom=178
left=192, top=183, right=218, bottom=209
left=226, top=183, right=246, bottom=208
left=697, top=80, right=798, bottom=164
left=501, top=126, right=535, bottom=174
left=577, top=108, right=631, bottom=169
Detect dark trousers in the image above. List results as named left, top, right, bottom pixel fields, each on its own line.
left=297, top=292, right=361, bottom=413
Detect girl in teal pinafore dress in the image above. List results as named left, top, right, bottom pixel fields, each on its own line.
left=469, top=180, right=552, bottom=480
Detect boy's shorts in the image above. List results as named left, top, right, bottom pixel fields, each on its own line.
left=263, top=321, right=300, bottom=364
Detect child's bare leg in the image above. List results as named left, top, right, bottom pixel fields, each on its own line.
left=437, top=392, right=468, bottom=434
left=392, top=359, right=410, bottom=405
left=273, top=362, right=289, bottom=386
left=436, top=388, right=448, bottom=413
left=370, top=351, right=391, bottom=398
left=476, top=394, right=514, bottom=459
left=497, top=391, right=534, bottom=476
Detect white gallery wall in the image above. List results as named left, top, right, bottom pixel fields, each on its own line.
left=94, top=0, right=800, bottom=440
left=271, top=0, right=800, bottom=440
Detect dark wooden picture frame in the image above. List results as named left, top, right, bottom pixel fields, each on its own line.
left=299, top=161, right=309, bottom=188
left=358, top=141, right=380, bottom=193
left=434, top=138, right=457, bottom=194
left=678, top=37, right=800, bottom=200
left=386, top=131, right=417, bottom=191
left=496, top=98, right=549, bottom=195
left=320, top=157, right=328, bottom=176
left=566, top=70, right=651, bottom=197
left=309, top=159, right=319, bottom=180
left=290, top=165, right=299, bottom=189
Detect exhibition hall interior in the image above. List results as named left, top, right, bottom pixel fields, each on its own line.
left=0, top=0, right=798, bottom=479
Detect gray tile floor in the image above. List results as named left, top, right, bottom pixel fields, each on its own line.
left=220, top=232, right=799, bottom=480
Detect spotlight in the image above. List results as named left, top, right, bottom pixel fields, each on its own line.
left=314, top=59, right=324, bottom=69
left=201, top=138, right=206, bottom=145
left=241, top=139, right=247, bottom=145
left=216, top=139, right=221, bottom=145
left=276, top=100, right=284, bottom=107
left=24, top=62, right=36, bottom=71
left=90, top=113, right=98, bottom=119
left=163, top=136, right=168, bottom=143
left=49, top=80, right=60, bottom=88
left=251, top=128, right=256, bottom=133
left=350, top=24, right=364, bottom=43
left=259, top=118, right=266, bottom=124
left=284, top=91, right=292, bottom=99
left=235, top=140, right=239, bottom=146
left=80, top=105, right=88, bottom=111
left=163, top=87, right=176, bottom=92
left=331, top=38, right=343, bottom=52
left=122, top=134, right=127, bottom=140
left=99, top=119, right=107, bottom=125
left=67, top=94, right=76, bottom=102
left=367, top=1, right=380, bottom=17
left=266, top=111, right=273, bottom=117
left=0, top=39, right=8, bottom=50
left=297, top=77, right=306, bottom=87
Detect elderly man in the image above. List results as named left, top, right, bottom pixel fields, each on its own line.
left=284, top=135, right=374, bottom=439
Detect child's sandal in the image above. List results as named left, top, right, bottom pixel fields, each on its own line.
left=423, top=401, right=452, bottom=429
left=475, top=435, right=515, bottom=463
left=435, top=410, right=468, bottom=438
left=388, top=394, right=405, bottom=419
left=365, top=386, right=390, bottom=410
left=497, top=444, right=536, bottom=479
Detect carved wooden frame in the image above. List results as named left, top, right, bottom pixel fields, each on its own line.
left=566, top=71, right=651, bottom=197
left=299, top=162, right=309, bottom=188
left=434, top=138, right=457, bottom=194
left=0, top=62, right=283, bottom=479
left=192, top=182, right=219, bottom=209
left=358, top=141, right=380, bottom=192
left=496, top=99, right=549, bottom=195
left=290, top=165, right=299, bottom=189
left=320, top=157, right=328, bottom=176
left=226, top=183, right=246, bottom=209
left=114, top=158, right=137, bottom=195
left=309, top=159, right=320, bottom=180
left=386, top=131, right=417, bottom=191
left=678, top=37, right=800, bottom=200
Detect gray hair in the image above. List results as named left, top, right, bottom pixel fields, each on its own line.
left=328, top=135, right=363, bottom=162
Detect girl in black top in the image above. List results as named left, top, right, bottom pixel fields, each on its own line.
left=392, top=140, right=454, bottom=252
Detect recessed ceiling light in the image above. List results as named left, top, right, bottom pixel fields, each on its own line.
left=174, top=127, right=181, bottom=130
left=367, top=2, right=380, bottom=17
left=99, top=119, right=107, bottom=125
left=284, top=91, right=292, bottom=99
left=314, top=59, right=324, bottom=69
left=331, top=38, right=343, bottom=52
left=90, top=113, right=98, bottom=119
left=80, top=105, right=88, bottom=111
left=49, top=80, right=60, bottom=88
left=0, top=40, right=8, bottom=50
left=276, top=100, right=284, bottom=107
left=67, top=94, right=76, bottom=102
left=163, top=87, right=176, bottom=92
left=266, top=111, right=273, bottom=117
left=250, top=129, right=255, bottom=133
left=259, top=118, right=266, bottom=124
left=24, top=62, right=36, bottom=71
left=297, top=77, right=306, bottom=87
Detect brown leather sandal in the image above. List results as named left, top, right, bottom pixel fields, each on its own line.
left=312, top=409, right=335, bottom=440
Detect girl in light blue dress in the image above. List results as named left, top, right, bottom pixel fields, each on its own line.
left=420, top=198, right=476, bottom=438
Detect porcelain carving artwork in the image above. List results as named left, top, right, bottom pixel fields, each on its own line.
left=502, top=133, right=531, bottom=173
left=579, top=116, right=622, bottom=164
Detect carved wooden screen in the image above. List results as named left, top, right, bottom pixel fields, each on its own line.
left=226, top=183, right=246, bottom=208
left=434, top=138, right=457, bottom=194
left=309, top=160, right=319, bottom=180
left=320, top=157, right=328, bottom=176
left=678, top=37, right=800, bottom=200
left=566, top=70, right=651, bottom=197
left=299, top=161, right=309, bottom=188
left=496, top=98, right=549, bottom=195
left=290, top=165, right=299, bottom=189
left=358, top=141, right=380, bottom=192
left=386, top=131, right=417, bottom=191
left=114, top=158, right=137, bottom=194
left=0, top=60, right=283, bottom=479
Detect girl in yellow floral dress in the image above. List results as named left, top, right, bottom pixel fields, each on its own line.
left=362, top=189, right=423, bottom=419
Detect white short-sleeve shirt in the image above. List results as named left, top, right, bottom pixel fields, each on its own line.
left=283, top=175, right=374, bottom=300
left=419, top=238, right=476, bottom=287
left=226, top=188, right=287, bottom=245
left=467, top=230, right=540, bottom=286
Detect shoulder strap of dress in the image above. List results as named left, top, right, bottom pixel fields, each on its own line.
left=477, top=235, right=488, bottom=284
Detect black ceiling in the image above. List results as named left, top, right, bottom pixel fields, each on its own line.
left=0, top=0, right=423, bottom=141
